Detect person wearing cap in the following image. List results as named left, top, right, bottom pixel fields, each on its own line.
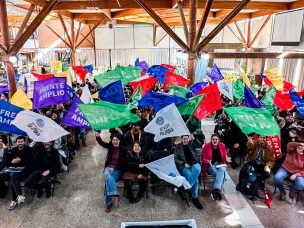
left=274, top=141, right=304, bottom=201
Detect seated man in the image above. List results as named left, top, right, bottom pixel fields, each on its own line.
left=25, top=141, right=60, bottom=198
left=174, top=135, right=203, bottom=210
left=124, top=123, right=148, bottom=150
left=238, top=135, right=274, bottom=190
left=6, top=136, right=34, bottom=210
left=274, top=142, right=304, bottom=201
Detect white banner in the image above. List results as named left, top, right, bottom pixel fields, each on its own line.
left=217, top=81, right=234, bottom=101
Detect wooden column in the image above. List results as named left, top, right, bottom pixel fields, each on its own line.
left=0, top=0, right=16, bottom=96
left=71, top=17, right=76, bottom=66
left=187, top=0, right=197, bottom=85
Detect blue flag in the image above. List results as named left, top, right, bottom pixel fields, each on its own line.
left=67, top=85, right=75, bottom=99
left=290, top=90, right=304, bottom=116
left=244, top=84, right=265, bottom=108
left=98, top=80, right=125, bottom=104
left=23, top=77, right=28, bottom=94
left=147, top=65, right=169, bottom=84
left=189, top=82, right=208, bottom=95
left=84, top=64, right=94, bottom=74
left=208, top=64, right=224, bottom=82
left=61, top=96, right=90, bottom=129
left=0, top=85, right=9, bottom=94
left=0, top=100, right=26, bottom=135
left=138, top=92, right=187, bottom=112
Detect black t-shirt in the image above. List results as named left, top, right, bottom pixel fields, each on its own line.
left=212, top=147, right=223, bottom=165
left=183, top=145, right=196, bottom=165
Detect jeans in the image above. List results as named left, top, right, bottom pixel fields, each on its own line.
left=274, top=167, right=304, bottom=193
left=182, top=163, right=201, bottom=198
left=104, top=167, right=121, bottom=206
left=207, top=165, right=227, bottom=191
left=24, top=170, right=52, bottom=193
left=10, top=169, right=31, bottom=201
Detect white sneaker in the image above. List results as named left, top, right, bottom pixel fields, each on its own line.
left=16, top=195, right=25, bottom=205
left=62, top=164, right=68, bottom=172
left=8, top=201, right=17, bottom=210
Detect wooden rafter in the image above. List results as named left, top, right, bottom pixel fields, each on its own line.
left=75, top=22, right=82, bottom=43
left=177, top=1, right=189, bottom=44
left=209, top=52, right=304, bottom=59
left=134, top=0, right=189, bottom=51
left=14, top=4, right=35, bottom=42
left=76, top=21, right=101, bottom=48
left=8, top=0, right=59, bottom=56
left=44, top=23, right=72, bottom=48
left=234, top=22, right=247, bottom=46
left=248, top=15, right=271, bottom=47
left=153, top=24, right=156, bottom=46
left=196, top=0, right=251, bottom=52
left=247, top=17, right=252, bottom=47
left=226, top=24, right=246, bottom=47
left=58, top=14, right=72, bottom=47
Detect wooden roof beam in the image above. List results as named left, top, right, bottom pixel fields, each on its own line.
left=248, top=15, right=271, bottom=47
left=13, top=4, right=35, bottom=42
left=76, top=21, right=102, bottom=48
left=209, top=52, right=304, bottom=59
left=44, top=22, right=72, bottom=48
left=289, top=0, right=304, bottom=10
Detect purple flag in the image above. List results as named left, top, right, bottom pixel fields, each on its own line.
left=147, top=65, right=169, bottom=84
left=23, top=77, right=28, bottom=94
left=244, top=84, right=265, bottom=108
left=135, top=58, right=149, bottom=73
left=61, top=96, right=90, bottom=129
left=208, top=64, right=224, bottom=82
left=33, top=77, right=70, bottom=109
left=0, top=85, right=9, bottom=94
left=189, top=82, right=208, bottom=95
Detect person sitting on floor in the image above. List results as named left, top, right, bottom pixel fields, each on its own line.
left=95, top=132, right=127, bottom=213
left=238, top=135, right=274, bottom=190
left=274, top=141, right=304, bottom=201
left=201, top=134, right=231, bottom=201
left=174, top=134, right=203, bottom=210
left=6, top=136, right=34, bottom=210
left=123, top=142, right=148, bottom=203
left=25, top=141, right=60, bottom=198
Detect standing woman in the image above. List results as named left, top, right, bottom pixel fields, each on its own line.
left=123, top=142, right=148, bottom=203
left=202, top=134, right=231, bottom=201
left=95, top=132, right=126, bottom=212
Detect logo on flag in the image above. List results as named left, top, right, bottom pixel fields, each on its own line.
left=36, top=119, right=45, bottom=128
left=156, top=117, right=165, bottom=125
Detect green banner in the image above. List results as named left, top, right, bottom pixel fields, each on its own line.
left=177, top=95, right=204, bottom=116
left=78, top=101, right=140, bottom=130
left=168, top=85, right=193, bottom=98
left=261, top=86, right=277, bottom=113
left=131, top=85, right=142, bottom=102
left=95, top=66, right=140, bottom=87
left=233, top=79, right=245, bottom=100
left=224, top=107, right=280, bottom=136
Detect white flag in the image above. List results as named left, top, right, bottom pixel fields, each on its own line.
left=145, top=155, right=191, bottom=189
left=11, top=110, right=69, bottom=142
left=144, top=103, right=190, bottom=142
left=80, top=85, right=94, bottom=104
left=217, top=81, right=233, bottom=101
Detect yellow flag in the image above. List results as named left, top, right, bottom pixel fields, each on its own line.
left=50, top=60, right=62, bottom=73
left=55, top=71, right=72, bottom=86
left=222, top=74, right=237, bottom=83
left=241, top=70, right=251, bottom=87
left=10, top=88, right=32, bottom=110
left=92, top=92, right=98, bottom=99
left=264, top=68, right=284, bottom=90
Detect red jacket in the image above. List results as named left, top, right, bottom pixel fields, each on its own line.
left=201, top=142, right=228, bottom=175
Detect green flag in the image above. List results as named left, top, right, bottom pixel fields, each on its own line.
left=224, top=107, right=280, bottom=136
left=261, top=86, right=277, bottom=113
left=168, top=85, right=193, bottom=98
left=177, top=95, right=204, bottom=116
left=250, top=85, right=261, bottom=95
left=95, top=66, right=140, bottom=87
left=127, top=101, right=138, bottom=110
left=233, top=80, right=245, bottom=100
left=131, top=85, right=142, bottom=102
left=78, top=101, right=140, bottom=130
left=62, top=64, right=68, bottom=72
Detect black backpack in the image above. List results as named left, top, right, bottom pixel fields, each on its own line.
left=237, top=165, right=258, bottom=196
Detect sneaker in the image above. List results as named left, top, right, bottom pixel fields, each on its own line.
left=210, top=189, right=217, bottom=201
left=214, top=189, right=222, bottom=201
left=8, top=201, right=17, bottom=210
left=289, top=189, right=297, bottom=199
left=16, top=195, right=25, bottom=205
left=279, top=192, right=286, bottom=201
left=191, top=198, right=203, bottom=210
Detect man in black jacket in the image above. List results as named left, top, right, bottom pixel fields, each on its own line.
left=0, top=138, right=9, bottom=198
left=24, top=141, right=60, bottom=199
left=6, top=136, right=34, bottom=210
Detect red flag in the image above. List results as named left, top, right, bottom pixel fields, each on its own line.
left=266, top=135, right=282, bottom=160
left=163, top=72, right=190, bottom=91
left=31, top=72, right=53, bottom=81
left=194, top=83, right=223, bottom=120
left=72, top=66, right=88, bottom=83
left=264, top=77, right=272, bottom=87
left=161, top=64, right=176, bottom=72
left=129, top=77, right=157, bottom=96
left=283, top=81, right=295, bottom=92
left=274, top=90, right=304, bottom=110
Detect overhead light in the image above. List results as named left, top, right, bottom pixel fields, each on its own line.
left=86, top=7, right=100, bottom=10
left=9, top=56, right=18, bottom=63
